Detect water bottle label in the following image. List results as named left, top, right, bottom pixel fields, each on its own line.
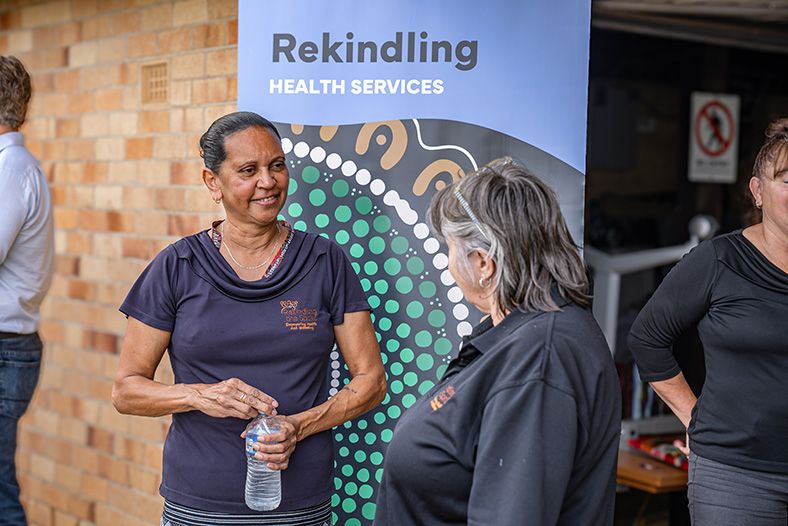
left=245, top=434, right=258, bottom=456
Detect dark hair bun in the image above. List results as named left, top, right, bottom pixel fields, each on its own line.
left=765, top=117, right=788, bottom=139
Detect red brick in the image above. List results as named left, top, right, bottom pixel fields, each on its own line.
left=95, top=88, right=124, bottom=111
left=33, top=22, right=81, bottom=49
left=191, top=22, right=228, bottom=48
left=168, top=214, right=201, bottom=236
left=68, top=93, right=93, bottom=113
left=192, top=77, right=229, bottom=104
left=32, top=72, right=54, bottom=93
left=139, top=111, right=169, bottom=133
left=87, top=426, right=114, bottom=453
left=228, top=75, right=237, bottom=100
left=229, top=19, right=237, bottom=45
left=67, top=279, right=91, bottom=300
left=53, top=510, right=79, bottom=526
left=154, top=188, right=185, bottom=210
left=170, top=160, right=202, bottom=184
left=206, top=48, right=235, bottom=76
left=78, top=209, right=108, bottom=231
left=157, top=27, right=190, bottom=54
left=141, top=3, right=173, bottom=31
left=54, top=255, right=80, bottom=276
left=80, top=18, right=100, bottom=40
left=72, top=446, right=99, bottom=476
left=107, top=210, right=134, bottom=232
left=125, top=137, right=153, bottom=159
left=54, top=70, right=80, bottom=92
left=83, top=329, right=119, bottom=354
left=0, top=10, right=22, bottom=30
left=104, top=11, right=141, bottom=38
left=26, top=499, right=52, bottom=526
left=97, top=454, right=128, bottom=484
left=127, top=33, right=157, bottom=58
left=208, top=0, right=237, bottom=19
left=121, top=238, right=157, bottom=259
left=28, top=47, right=68, bottom=69
left=79, top=473, right=107, bottom=501
left=66, top=139, right=94, bottom=161
left=97, top=0, right=126, bottom=14
left=83, top=162, right=108, bottom=183
left=72, top=0, right=98, bottom=19
left=55, top=118, right=80, bottom=138
left=66, top=232, right=92, bottom=254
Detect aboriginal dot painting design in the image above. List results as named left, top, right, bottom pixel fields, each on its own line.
left=279, top=119, right=583, bottom=525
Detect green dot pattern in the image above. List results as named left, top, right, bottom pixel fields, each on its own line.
left=283, top=149, right=481, bottom=524
left=309, top=188, right=327, bottom=206
left=288, top=203, right=303, bottom=218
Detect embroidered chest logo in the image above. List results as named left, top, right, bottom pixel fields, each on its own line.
left=280, top=300, right=318, bottom=331
left=430, top=385, right=456, bottom=411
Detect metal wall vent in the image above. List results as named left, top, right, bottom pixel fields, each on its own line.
left=141, top=62, right=168, bottom=104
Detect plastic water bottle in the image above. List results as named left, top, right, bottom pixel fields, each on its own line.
left=244, top=414, right=282, bottom=511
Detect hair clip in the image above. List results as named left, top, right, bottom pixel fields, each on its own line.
left=454, top=188, right=490, bottom=241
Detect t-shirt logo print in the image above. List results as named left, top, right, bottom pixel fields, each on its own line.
left=430, top=385, right=456, bottom=411
left=280, top=300, right=318, bottom=331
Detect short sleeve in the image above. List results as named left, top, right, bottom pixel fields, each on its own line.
left=628, top=239, right=718, bottom=381
left=119, top=245, right=179, bottom=332
left=327, top=242, right=369, bottom=325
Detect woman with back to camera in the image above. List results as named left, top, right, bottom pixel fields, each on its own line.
left=111, top=112, right=386, bottom=526
left=628, top=118, right=788, bottom=525
left=374, top=158, right=622, bottom=525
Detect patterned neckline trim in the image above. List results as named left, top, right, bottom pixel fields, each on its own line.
left=209, top=220, right=294, bottom=279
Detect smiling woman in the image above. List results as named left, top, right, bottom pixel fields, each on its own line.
left=200, top=118, right=289, bottom=279
left=111, top=112, right=386, bottom=526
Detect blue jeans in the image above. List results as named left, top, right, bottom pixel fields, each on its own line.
left=0, top=333, right=42, bottom=526
left=689, top=452, right=788, bottom=525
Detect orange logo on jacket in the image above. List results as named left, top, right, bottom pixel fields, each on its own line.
left=280, top=300, right=318, bottom=331
left=430, top=385, right=456, bottom=411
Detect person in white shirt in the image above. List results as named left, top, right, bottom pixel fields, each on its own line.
left=0, top=55, right=54, bottom=526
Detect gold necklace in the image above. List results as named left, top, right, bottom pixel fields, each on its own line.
left=221, top=221, right=281, bottom=271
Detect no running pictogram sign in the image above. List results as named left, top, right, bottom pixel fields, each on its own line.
left=688, top=93, right=740, bottom=184
left=694, top=100, right=734, bottom=158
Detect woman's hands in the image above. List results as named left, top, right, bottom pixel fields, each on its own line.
left=674, top=431, right=690, bottom=456
left=192, top=378, right=279, bottom=420
left=242, top=415, right=303, bottom=470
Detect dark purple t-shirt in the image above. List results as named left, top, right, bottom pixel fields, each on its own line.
left=120, top=228, right=369, bottom=513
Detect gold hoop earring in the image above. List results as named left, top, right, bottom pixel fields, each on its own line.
left=214, top=197, right=222, bottom=204
left=478, top=277, right=490, bottom=288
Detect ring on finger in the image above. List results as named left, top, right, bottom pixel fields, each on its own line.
left=239, top=392, right=247, bottom=403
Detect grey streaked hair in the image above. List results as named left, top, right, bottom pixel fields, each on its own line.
left=428, top=157, right=590, bottom=315
left=0, top=56, right=31, bottom=129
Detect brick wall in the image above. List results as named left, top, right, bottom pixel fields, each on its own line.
left=0, top=1, right=238, bottom=524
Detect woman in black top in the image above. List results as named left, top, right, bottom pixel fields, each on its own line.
left=374, top=159, right=621, bottom=525
left=628, top=119, right=788, bottom=525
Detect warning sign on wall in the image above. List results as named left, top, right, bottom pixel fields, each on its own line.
left=688, top=92, right=740, bottom=184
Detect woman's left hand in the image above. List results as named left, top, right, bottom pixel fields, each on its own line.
left=242, top=415, right=302, bottom=470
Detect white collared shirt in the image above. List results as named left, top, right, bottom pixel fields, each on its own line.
left=0, top=131, right=54, bottom=333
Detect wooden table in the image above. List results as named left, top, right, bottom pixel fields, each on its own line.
left=617, top=449, right=688, bottom=494
left=618, top=449, right=690, bottom=525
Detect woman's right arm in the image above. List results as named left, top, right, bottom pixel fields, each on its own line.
left=112, top=317, right=277, bottom=419
left=627, top=240, right=718, bottom=441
